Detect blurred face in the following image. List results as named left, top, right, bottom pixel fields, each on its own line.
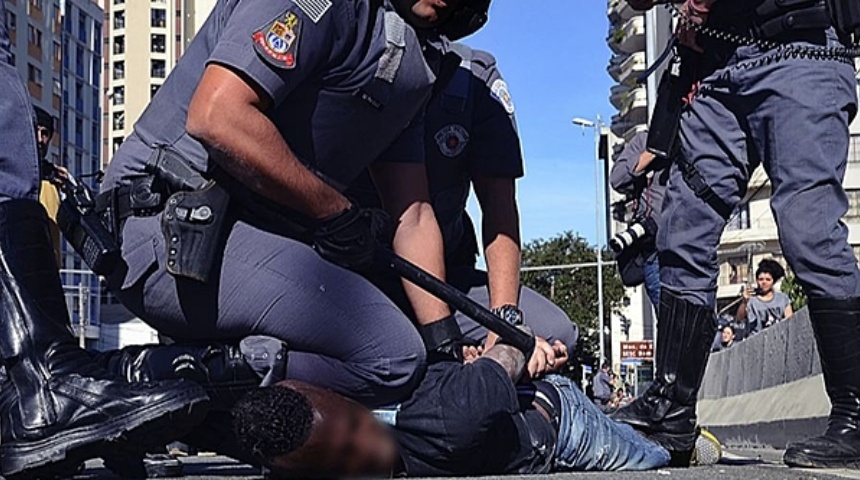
left=756, top=272, right=774, bottom=294
left=36, top=126, right=53, bottom=160
left=393, top=0, right=464, bottom=29
left=270, top=383, right=398, bottom=478
left=721, top=327, right=734, bottom=344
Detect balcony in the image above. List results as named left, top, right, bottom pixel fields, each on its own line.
left=609, top=83, right=630, bottom=110
left=608, top=0, right=638, bottom=24
left=618, top=51, right=646, bottom=84
left=607, top=53, right=626, bottom=82
left=608, top=15, right=645, bottom=55
left=620, top=85, right=647, bottom=117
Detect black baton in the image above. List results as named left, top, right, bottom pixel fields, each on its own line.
left=376, top=247, right=535, bottom=356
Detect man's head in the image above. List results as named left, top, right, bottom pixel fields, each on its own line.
left=33, top=106, right=55, bottom=160
left=755, top=259, right=786, bottom=294
left=601, top=362, right=610, bottom=372
left=232, top=381, right=398, bottom=478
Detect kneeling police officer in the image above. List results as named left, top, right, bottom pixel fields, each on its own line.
left=101, top=0, right=495, bottom=407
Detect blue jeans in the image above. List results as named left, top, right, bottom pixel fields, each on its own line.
left=0, top=0, right=40, bottom=204
left=545, top=375, right=670, bottom=471
left=643, top=250, right=660, bottom=311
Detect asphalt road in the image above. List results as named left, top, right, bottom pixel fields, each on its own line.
left=71, top=449, right=860, bottom=479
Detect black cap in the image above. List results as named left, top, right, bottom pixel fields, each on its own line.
left=33, top=106, right=55, bottom=136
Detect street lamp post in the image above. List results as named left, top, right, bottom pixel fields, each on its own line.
left=572, top=116, right=607, bottom=365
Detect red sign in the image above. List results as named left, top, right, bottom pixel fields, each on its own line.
left=621, top=341, right=654, bottom=360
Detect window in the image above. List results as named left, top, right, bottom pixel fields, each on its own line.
left=75, top=45, right=84, bottom=77
left=849, top=135, right=860, bottom=164
left=151, top=34, right=166, bottom=53
left=114, top=0, right=124, bottom=4
left=93, top=23, right=101, bottom=51
left=27, top=64, right=42, bottom=85
left=150, top=84, right=161, bottom=98
left=75, top=81, right=83, bottom=112
left=77, top=14, right=86, bottom=43
left=112, top=111, right=124, bottom=131
left=150, top=59, right=165, bottom=78
left=113, top=11, right=125, bottom=30
left=846, top=190, right=860, bottom=222
left=151, top=9, right=166, bottom=28
left=6, top=11, right=16, bottom=34
left=27, top=25, right=42, bottom=48
left=29, top=0, right=44, bottom=12
left=52, top=41, right=61, bottom=62
left=113, top=35, right=124, bottom=55
left=112, top=86, right=124, bottom=105
left=75, top=118, right=83, bottom=147
left=113, top=60, right=125, bottom=80
left=112, top=137, right=123, bottom=154
left=725, top=203, right=751, bottom=231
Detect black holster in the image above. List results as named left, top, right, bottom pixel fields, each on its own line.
left=647, top=49, right=698, bottom=159
left=161, top=180, right=232, bottom=283
left=826, top=0, right=860, bottom=39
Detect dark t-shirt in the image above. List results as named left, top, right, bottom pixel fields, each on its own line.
left=390, top=359, right=556, bottom=476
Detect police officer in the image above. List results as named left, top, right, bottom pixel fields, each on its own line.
left=102, top=0, right=499, bottom=408
left=0, top=3, right=207, bottom=478
left=355, top=44, right=578, bottom=354
left=613, top=0, right=860, bottom=468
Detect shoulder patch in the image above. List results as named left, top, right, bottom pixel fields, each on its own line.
left=490, top=78, right=515, bottom=115
left=291, top=0, right=332, bottom=24
left=253, top=11, right=302, bottom=70
left=435, top=124, right=470, bottom=158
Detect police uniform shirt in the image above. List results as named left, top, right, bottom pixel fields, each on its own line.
left=105, top=0, right=440, bottom=195
left=425, top=46, right=524, bottom=266
left=390, top=360, right=556, bottom=476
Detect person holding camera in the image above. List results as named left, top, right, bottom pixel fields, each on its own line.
left=609, top=130, right=670, bottom=310
left=736, top=259, right=793, bottom=336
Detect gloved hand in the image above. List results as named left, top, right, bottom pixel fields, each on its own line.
left=312, top=205, right=390, bottom=273
left=418, top=315, right=480, bottom=363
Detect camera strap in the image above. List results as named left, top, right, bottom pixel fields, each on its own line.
left=676, top=155, right=732, bottom=220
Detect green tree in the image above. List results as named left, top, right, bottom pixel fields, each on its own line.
left=780, top=273, right=808, bottom=312
left=520, top=231, right=626, bottom=375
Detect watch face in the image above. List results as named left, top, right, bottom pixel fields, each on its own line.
left=495, top=305, right=524, bottom=326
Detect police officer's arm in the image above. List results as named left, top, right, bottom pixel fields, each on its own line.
left=473, top=175, right=521, bottom=313
left=188, top=65, right=350, bottom=218
left=609, top=130, right=650, bottom=195
left=372, top=161, right=451, bottom=325
left=187, top=3, right=352, bottom=219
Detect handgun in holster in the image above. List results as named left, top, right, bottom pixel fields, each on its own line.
left=55, top=168, right=121, bottom=276
left=647, top=46, right=699, bottom=159
left=826, top=0, right=860, bottom=41
left=145, top=147, right=233, bottom=284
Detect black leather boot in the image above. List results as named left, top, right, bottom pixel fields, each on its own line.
left=784, top=297, right=860, bottom=469
left=0, top=200, right=209, bottom=479
left=93, top=341, right=282, bottom=477
left=611, top=289, right=717, bottom=465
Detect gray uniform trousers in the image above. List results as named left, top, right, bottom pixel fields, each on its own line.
left=109, top=213, right=426, bottom=408
left=0, top=0, right=40, bottom=204
left=659, top=29, right=860, bottom=305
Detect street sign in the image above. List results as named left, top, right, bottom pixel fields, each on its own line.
left=621, top=340, right=654, bottom=360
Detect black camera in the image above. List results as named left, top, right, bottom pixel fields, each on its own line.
left=609, top=217, right=658, bottom=254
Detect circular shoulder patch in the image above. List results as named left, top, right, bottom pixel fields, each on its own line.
left=434, top=124, right=471, bottom=158
left=490, top=79, right=515, bottom=115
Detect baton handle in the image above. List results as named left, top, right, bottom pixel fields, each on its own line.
left=376, top=247, right=535, bottom=356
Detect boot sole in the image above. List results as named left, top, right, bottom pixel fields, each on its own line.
left=784, top=450, right=860, bottom=469
left=0, top=386, right=209, bottom=479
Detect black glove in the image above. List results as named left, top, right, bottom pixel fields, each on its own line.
left=312, top=205, right=389, bottom=273
left=418, top=314, right=478, bottom=363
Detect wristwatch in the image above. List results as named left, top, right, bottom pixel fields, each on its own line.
left=491, top=304, right=524, bottom=326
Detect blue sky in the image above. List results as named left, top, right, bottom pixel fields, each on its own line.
left=462, top=1, right=614, bottom=247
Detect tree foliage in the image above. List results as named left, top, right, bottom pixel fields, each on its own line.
left=520, top=231, right=626, bottom=370
left=780, top=273, right=808, bottom=312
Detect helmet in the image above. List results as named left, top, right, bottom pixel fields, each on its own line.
left=439, top=0, right=492, bottom=41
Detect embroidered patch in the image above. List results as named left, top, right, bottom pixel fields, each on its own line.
left=253, top=11, right=302, bottom=69
left=434, top=124, right=470, bottom=158
left=490, top=79, right=515, bottom=115
left=292, top=0, right=332, bottom=24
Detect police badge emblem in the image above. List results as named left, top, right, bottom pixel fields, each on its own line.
left=490, top=79, right=515, bottom=115
left=253, top=11, right=301, bottom=69
left=435, top=124, right=470, bottom=158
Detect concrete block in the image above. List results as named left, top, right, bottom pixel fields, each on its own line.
left=742, top=330, right=766, bottom=394
left=701, top=352, right=723, bottom=400
left=726, top=343, right=746, bottom=397
left=785, top=311, right=817, bottom=382
left=761, top=322, right=789, bottom=390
